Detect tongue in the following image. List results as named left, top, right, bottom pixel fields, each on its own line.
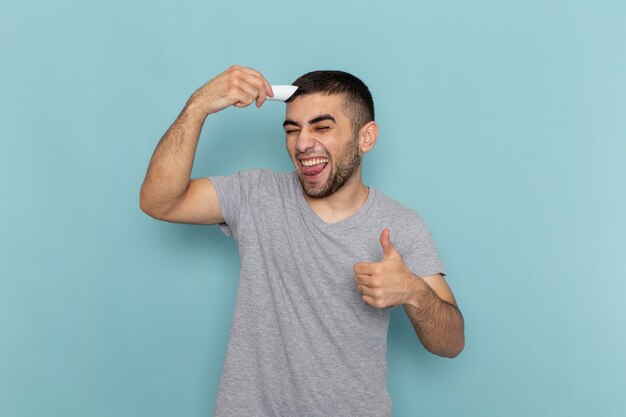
left=303, top=163, right=327, bottom=176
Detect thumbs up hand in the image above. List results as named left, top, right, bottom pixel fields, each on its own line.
left=353, top=229, right=419, bottom=309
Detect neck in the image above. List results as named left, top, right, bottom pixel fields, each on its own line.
left=304, top=170, right=370, bottom=224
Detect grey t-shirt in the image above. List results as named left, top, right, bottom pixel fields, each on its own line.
left=210, top=169, right=445, bottom=417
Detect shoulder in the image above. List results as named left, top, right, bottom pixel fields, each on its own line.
left=373, top=189, right=425, bottom=224
left=216, top=168, right=293, bottom=186
left=371, top=189, right=434, bottom=242
left=245, top=169, right=298, bottom=190
left=214, top=168, right=299, bottom=197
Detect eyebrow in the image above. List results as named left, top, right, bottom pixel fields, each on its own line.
left=283, top=114, right=336, bottom=128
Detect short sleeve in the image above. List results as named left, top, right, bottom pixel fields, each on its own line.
left=402, top=215, right=446, bottom=278
left=208, top=169, right=264, bottom=238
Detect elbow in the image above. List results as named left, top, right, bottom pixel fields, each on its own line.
left=139, top=180, right=188, bottom=221
left=139, top=198, right=156, bottom=219
left=139, top=188, right=153, bottom=216
left=443, top=309, right=465, bottom=358
left=139, top=188, right=165, bottom=220
left=445, top=319, right=466, bottom=358
left=426, top=318, right=465, bottom=359
left=444, top=336, right=465, bottom=358
left=428, top=335, right=465, bottom=359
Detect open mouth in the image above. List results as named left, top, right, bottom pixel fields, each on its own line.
left=300, top=157, right=329, bottom=178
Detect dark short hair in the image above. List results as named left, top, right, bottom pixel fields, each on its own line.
left=286, top=70, right=375, bottom=132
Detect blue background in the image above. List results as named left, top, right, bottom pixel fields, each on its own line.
left=2, top=1, right=625, bottom=416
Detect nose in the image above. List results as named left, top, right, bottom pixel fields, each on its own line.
left=295, top=130, right=316, bottom=154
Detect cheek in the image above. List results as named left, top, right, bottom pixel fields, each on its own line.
left=286, top=139, right=298, bottom=161
left=321, top=140, right=338, bottom=159
left=285, top=137, right=293, bottom=153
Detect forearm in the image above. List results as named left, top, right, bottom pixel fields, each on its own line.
left=140, top=99, right=208, bottom=216
left=403, top=277, right=465, bottom=358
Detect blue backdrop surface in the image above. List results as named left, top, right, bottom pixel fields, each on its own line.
left=1, top=1, right=625, bottom=416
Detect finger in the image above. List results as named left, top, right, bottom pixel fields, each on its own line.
left=357, top=284, right=377, bottom=297
left=223, top=66, right=262, bottom=100
left=236, top=75, right=262, bottom=98
left=236, top=66, right=274, bottom=100
left=231, top=87, right=256, bottom=108
left=353, top=262, right=376, bottom=275
left=233, top=101, right=251, bottom=108
left=380, top=228, right=398, bottom=259
left=361, top=295, right=385, bottom=309
left=237, top=73, right=273, bottom=107
left=235, top=65, right=265, bottom=78
left=266, top=82, right=274, bottom=98
left=243, top=68, right=273, bottom=98
left=230, top=79, right=262, bottom=108
left=238, top=73, right=268, bottom=107
left=362, top=294, right=374, bottom=305
left=354, top=274, right=375, bottom=287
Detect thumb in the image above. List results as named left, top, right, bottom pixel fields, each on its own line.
left=380, top=228, right=398, bottom=259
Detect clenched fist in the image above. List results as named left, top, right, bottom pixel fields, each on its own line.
left=187, top=65, right=274, bottom=116
left=353, top=229, right=420, bottom=309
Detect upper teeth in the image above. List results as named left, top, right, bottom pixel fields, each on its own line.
left=302, top=158, right=328, bottom=167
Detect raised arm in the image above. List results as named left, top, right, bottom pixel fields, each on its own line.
left=139, top=65, right=273, bottom=224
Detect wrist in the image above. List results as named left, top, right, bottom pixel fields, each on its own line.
left=404, top=274, right=428, bottom=309
left=183, top=98, right=211, bottom=121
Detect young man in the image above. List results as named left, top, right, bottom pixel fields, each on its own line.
left=140, top=65, right=464, bottom=417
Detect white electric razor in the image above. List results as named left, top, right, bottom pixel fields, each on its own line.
left=266, top=85, right=298, bottom=102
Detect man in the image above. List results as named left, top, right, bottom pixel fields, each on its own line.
left=140, top=65, right=464, bottom=417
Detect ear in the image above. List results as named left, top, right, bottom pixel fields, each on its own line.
left=358, top=121, right=378, bottom=154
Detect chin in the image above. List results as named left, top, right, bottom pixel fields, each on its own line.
left=301, top=175, right=343, bottom=199
left=303, top=186, right=326, bottom=199
left=300, top=180, right=324, bottom=198
left=298, top=175, right=326, bottom=198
